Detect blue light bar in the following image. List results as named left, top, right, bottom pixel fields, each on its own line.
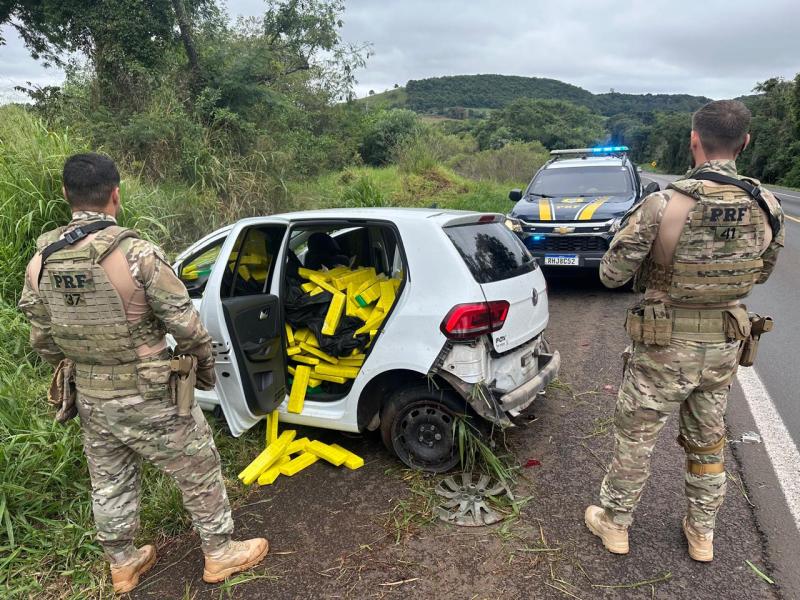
left=532, top=235, right=545, bottom=241
left=591, top=146, right=628, bottom=153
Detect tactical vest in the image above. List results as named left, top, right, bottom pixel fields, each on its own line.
left=639, top=179, right=767, bottom=304
left=37, top=226, right=168, bottom=397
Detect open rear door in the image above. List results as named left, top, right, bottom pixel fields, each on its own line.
left=222, top=294, right=286, bottom=415
left=197, top=221, right=289, bottom=436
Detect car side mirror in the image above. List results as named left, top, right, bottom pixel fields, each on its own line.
left=636, top=166, right=643, bottom=173
left=509, top=189, right=522, bottom=202
left=643, top=181, right=660, bottom=194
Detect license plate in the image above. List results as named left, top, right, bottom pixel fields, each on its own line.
left=544, top=254, right=580, bottom=266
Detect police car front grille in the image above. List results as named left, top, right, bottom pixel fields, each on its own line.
left=541, top=236, right=608, bottom=252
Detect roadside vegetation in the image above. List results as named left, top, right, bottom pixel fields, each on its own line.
left=370, top=73, right=800, bottom=186
left=1, top=0, right=799, bottom=596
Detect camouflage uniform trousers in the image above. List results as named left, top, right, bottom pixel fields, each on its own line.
left=75, top=390, right=234, bottom=560
left=599, top=337, right=740, bottom=533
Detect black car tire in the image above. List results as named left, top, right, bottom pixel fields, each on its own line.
left=380, top=384, right=471, bottom=473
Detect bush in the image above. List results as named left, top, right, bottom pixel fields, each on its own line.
left=359, top=109, right=421, bottom=166
left=448, top=141, right=549, bottom=184
left=393, top=129, right=477, bottom=175
left=339, top=175, right=389, bottom=207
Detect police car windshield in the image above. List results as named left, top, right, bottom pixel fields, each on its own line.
left=530, top=166, right=632, bottom=197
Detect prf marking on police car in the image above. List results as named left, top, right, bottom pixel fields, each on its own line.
left=49, top=271, right=94, bottom=305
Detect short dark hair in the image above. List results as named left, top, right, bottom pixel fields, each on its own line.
left=692, top=100, right=751, bottom=156
left=62, top=153, right=120, bottom=210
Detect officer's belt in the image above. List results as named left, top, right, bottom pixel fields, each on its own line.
left=74, top=362, right=139, bottom=392
left=670, top=308, right=729, bottom=342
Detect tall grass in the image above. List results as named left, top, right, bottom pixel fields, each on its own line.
left=0, top=304, right=106, bottom=597
left=0, top=105, right=268, bottom=598
left=0, top=106, right=79, bottom=302
left=448, top=141, right=549, bottom=184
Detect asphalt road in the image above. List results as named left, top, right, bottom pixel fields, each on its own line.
left=643, top=172, right=800, bottom=597
left=643, top=172, right=800, bottom=446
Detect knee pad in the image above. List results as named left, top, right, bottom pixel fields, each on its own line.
left=677, top=435, right=725, bottom=475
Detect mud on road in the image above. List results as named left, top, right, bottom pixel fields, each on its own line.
left=131, top=273, right=778, bottom=600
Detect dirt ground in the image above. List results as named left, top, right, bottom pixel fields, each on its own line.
left=129, top=274, right=779, bottom=600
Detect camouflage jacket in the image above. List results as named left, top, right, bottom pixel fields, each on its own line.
left=18, top=211, right=214, bottom=369
left=599, top=160, right=785, bottom=291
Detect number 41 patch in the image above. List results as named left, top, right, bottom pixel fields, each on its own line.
left=715, top=226, right=738, bottom=240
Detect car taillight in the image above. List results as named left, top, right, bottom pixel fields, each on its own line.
left=440, top=301, right=510, bottom=340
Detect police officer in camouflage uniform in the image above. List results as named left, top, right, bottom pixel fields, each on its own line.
left=584, top=101, right=784, bottom=561
left=18, top=153, right=268, bottom=592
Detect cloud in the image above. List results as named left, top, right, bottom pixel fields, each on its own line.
left=2, top=0, right=798, bottom=103
left=337, top=0, right=800, bottom=99
left=0, top=24, right=64, bottom=102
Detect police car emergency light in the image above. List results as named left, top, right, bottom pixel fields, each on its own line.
left=550, top=146, right=629, bottom=156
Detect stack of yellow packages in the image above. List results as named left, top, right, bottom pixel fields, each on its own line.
left=238, top=410, right=364, bottom=486
left=284, top=266, right=401, bottom=415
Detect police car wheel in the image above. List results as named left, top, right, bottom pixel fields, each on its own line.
left=380, top=386, right=470, bottom=473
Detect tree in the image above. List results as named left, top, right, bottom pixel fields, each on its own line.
left=1, top=0, right=217, bottom=104
left=471, top=98, right=606, bottom=150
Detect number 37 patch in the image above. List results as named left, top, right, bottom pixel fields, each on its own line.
left=49, top=271, right=95, bottom=306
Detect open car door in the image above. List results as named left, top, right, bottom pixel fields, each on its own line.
left=222, top=294, right=285, bottom=413
left=197, top=220, right=289, bottom=436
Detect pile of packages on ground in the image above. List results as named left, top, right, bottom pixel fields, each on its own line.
left=284, top=266, right=402, bottom=415
left=238, top=410, right=364, bottom=486
left=238, top=265, right=401, bottom=487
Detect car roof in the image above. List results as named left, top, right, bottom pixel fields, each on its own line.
left=545, top=156, right=628, bottom=170
left=178, top=208, right=505, bottom=259
left=236, top=207, right=499, bottom=227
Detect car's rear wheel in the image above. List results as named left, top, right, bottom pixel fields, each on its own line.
left=380, top=385, right=469, bottom=473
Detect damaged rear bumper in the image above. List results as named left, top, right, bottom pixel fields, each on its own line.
left=434, top=339, right=561, bottom=428
left=499, top=350, right=560, bottom=412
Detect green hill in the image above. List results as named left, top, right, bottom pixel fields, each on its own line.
left=361, top=74, right=710, bottom=116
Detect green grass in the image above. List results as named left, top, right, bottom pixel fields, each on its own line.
left=289, top=163, right=514, bottom=215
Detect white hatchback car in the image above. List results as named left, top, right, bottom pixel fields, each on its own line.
left=173, top=208, right=560, bottom=471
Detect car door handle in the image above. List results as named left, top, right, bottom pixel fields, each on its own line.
left=242, top=339, right=272, bottom=361
left=259, top=308, right=271, bottom=320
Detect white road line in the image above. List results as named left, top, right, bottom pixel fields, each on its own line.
left=737, top=367, right=800, bottom=530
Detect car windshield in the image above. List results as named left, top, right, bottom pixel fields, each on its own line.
left=529, top=166, right=632, bottom=196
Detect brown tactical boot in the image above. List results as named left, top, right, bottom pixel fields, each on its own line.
left=110, top=545, right=157, bottom=594
left=203, top=538, right=269, bottom=583
left=584, top=505, right=629, bottom=554
left=683, top=518, right=714, bottom=562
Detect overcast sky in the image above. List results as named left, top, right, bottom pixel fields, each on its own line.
left=2, top=0, right=799, bottom=103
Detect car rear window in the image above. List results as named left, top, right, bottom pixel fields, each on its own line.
left=445, top=222, right=537, bottom=284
